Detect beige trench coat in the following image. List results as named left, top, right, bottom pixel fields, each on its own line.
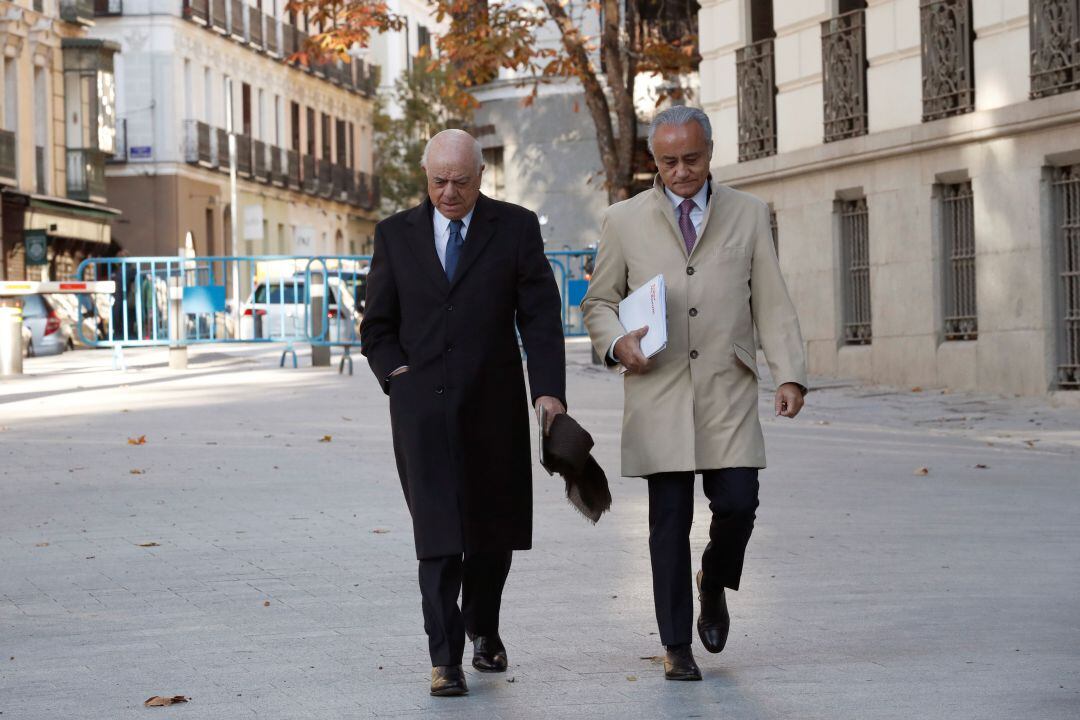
left=582, top=177, right=807, bottom=477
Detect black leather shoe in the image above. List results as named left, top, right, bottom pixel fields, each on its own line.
left=430, top=665, right=469, bottom=697
left=696, top=569, right=730, bottom=654
left=663, top=644, right=702, bottom=681
left=471, top=635, right=508, bottom=673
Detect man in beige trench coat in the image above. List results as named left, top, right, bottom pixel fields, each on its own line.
left=582, top=106, right=808, bottom=681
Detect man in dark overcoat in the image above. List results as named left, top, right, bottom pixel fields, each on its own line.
left=360, top=129, right=566, bottom=697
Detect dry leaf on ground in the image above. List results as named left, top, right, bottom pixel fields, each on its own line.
left=974, top=464, right=989, bottom=469
left=144, top=695, right=188, bottom=707
left=319, top=435, right=332, bottom=443
left=263, top=600, right=270, bottom=607
left=1024, top=440, right=1038, bottom=448
left=130, top=469, right=145, bottom=475
left=626, top=675, right=637, bottom=682
left=137, top=542, right=160, bottom=547
left=371, top=528, right=390, bottom=534
left=911, top=386, right=923, bottom=392
left=35, top=542, right=49, bottom=547
left=127, top=435, right=147, bottom=445
left=914, top=467, right=930, bottom=476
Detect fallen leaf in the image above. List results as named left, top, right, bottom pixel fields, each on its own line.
left=506, top=676, right=516, bottom=683
left=137, top=542, right=160, bottom=547
left=639, top=655, right=665, bottom=664
left=130, top=469, right=144, bottom=475
left=85, top=556, right=95, bottom=559
left=127, top=435, right=147, bottom=445
left=974, top=464, right=988, bottom=469
left=144, top=696, right=188, bottom=707
left=911, top=386, right=923, bottom=392
left=371, top=528, right=390, bottom=534
left=626, top=675, right=637, bottom=682
left=817, top=420, right=830, bottom=425
left=35, top=542, right=49, bottom=548
left=1024, top=440, right=1038, bottom=448
left=914, top=467, right=929, bottom=476
left=319, top=435, right=333, bottom=443
left=263, top=600, right=270, bottom=607
left=342, top=416, right=353, bottom=422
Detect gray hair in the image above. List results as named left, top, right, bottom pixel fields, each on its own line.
left=647, top=106, right=713, bottom=156
left=420, top=129, right=484, bottom=172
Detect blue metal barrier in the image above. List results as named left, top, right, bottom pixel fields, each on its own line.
left=72, top=250, right=596, bottom=365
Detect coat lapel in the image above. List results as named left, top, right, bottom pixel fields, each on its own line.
left=650, top=179, right=689, bottom=260
left=689, top=180, right=721, bottom=261
left=404, top=198, right=450, bottom=293
left=449, top=194, right=497, bottom=291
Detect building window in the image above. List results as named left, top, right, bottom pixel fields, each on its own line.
left=821, top=1, right=868, bottom=143
left=62, top=39, right=118, bottom=203
left=839, top=197, right=871, bottom=345
left=480, top=146, right=504, bottom=200
left=1052, top=165, right=1080, bottom=389
left=34, top=67, right=48, bottom=194
left=736, top=1, right=776, bottom=162
left=920, top=0, right=975, bottom=121
left=417, top=24, right=431, bottom=51
left=1031, top=0, right=1080, bottom=98
left=940, top=181, right=976, bottom=340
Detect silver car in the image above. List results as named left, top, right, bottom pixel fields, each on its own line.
left=20, top=294, right=70, bottom=356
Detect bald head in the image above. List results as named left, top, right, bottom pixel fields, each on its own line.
left=422, top=129, right=485, bottom=220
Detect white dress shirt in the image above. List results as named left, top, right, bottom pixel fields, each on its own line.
left=609, top=182, right=711, bottom=363
left=433, top=205, right=474, bottom=271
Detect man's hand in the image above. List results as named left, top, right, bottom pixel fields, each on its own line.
left=614, top=326, right=651, bottom=374
left=534, top=396, right=566, bottom=435
left=775, top=382, right=805, bottom=418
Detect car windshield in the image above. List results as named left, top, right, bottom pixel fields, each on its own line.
left=253, top=281, right=338, bottom=305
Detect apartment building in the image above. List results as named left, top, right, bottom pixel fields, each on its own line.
left=0, top=0, right=119, bottom=281
left=87, top=0, right=381, bottom=259
left=699, top=0, right=1080, bottom=396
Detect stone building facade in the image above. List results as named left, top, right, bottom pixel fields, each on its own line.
left=0, top=0, right=119, bottom=281
left=87, top=0, right=381, bottom=260
left=699, top=0, right=1080, bottom=396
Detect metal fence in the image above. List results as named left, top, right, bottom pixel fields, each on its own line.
left=1053, top=165, right=1080, bottom=389
left=942, top=181, right=977, bottom=341
left=840, top=198, right=872, bottom=345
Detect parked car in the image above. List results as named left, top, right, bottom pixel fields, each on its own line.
left=239, top=275, right=360, bottom=342
left=19, top=294, right=70, bottom=356
left=45, top=292, right=107, bottom=347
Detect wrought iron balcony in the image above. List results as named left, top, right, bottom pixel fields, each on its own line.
left=235, top=134, right=253, bottom=177
left=921, top=0, right=975, bottom=121
left=210, top=0, right=226, bottom=32
left=60, top=0, right=95, bottom=24
left=66, top=149, right=107, bottom=204
left=216, top=127, right=229, bottom=168
left=736, top=38, right=777, bottom=162
left=229, top=0, right=244, bottom=41
left=265, top=14, right=279, bottom=56
left=0, top=130, right=15, bottom=186
left=1031, top=0, right=1080, bottom=98
left=184, top=120, right=215, bottom=167
left=271, top=146, right=284, bottom=186
left=821, top=9, right=868, bottom=143
left=317, top=159, right=332, bottom=198
left=286, top=149, right=300, bottom=189
left=282, top=24, right=298, bottom=58
left=302, top=154, right=317, bottom=194
left=248, top=6, right=263, bottom=50
left=93, top=0, right=122, bottom=15
left=183, top=0, right=209, bottom=25
left=331, top=163, right=347, bottom=200
left=254, top=140, right=272, bottom=183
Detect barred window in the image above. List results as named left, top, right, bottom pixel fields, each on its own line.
left=1053, top=165, right=1080, bottom=389
left=920, top=0, right=975, bottom=121
left=736, top=1, right=776, bottom=162
left=941, top=182, right=977, bottom=340
left=840, top=198, right=871, bottom=345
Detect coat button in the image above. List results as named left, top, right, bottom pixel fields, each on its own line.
left=435, top=386, right=444, bottom=394
left=688, top=307, right=698, bottom=317
left=445, top=344, right=453, bottom=353
left=686, top=266, right=695, bottom=275
left=446, top=304, right=454, bottom=311
left=690, top=350, right=699, bottom=359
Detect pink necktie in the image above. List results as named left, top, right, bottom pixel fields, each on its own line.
left=678, top=198, right=697, bottom=254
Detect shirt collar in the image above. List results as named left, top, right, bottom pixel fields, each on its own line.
left=432, top=205, right=475, bottom=235
left=663, top=181, right=710, bottom=213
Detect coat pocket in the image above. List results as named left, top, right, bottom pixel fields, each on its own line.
left=732, top=343, right=760, bottom=379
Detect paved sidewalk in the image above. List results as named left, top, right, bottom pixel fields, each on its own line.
left=1, top=341, right=1078, bottom=719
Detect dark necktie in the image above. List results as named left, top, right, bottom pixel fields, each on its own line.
left=445, top=219, right=464, bottom=281
left=678, top=198, right=697, bottom=254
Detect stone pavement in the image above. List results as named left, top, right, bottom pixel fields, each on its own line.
left=1, top=341, right=1078, bottom=719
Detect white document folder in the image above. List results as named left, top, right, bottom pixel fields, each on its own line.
left=618, top=274, right=668, bottom=359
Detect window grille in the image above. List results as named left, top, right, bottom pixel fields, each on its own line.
left=840, top=198, right=871, bottom=344
left=920, top=0, right=975, bottom=121
left=1031, top=0, right=1080, bottom=98
left=941, top=182, right=977, bottom=340
left=822, top=9, right=868, bottom=143
left=1053, top=165, right=1080, bottom=388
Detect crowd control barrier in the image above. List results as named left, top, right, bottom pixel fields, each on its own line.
left=71, top=250, right=597, bottom=370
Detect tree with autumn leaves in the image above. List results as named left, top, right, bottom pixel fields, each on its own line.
left=285, top=0, right=700, bottom=205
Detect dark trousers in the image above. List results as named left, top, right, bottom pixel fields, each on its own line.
left=647, top=468, right=760, bottom=647
left=418, top=551, right=513, bottom=666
